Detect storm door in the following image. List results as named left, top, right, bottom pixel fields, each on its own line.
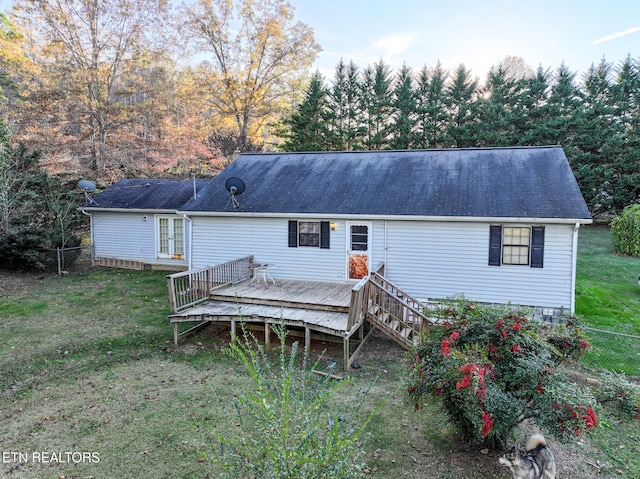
left=346, top=222, right=371, bottom=280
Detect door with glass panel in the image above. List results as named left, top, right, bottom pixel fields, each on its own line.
left=157, top=216, right=185, bottom=259
left=346, top=222, right=371, bottom=280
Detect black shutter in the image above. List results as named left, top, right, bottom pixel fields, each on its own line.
left=288, top=221, right=298, bottom=247
left=489, top=225, right=502, bottom=266
left=530, top=226, right=545, bottom=268
left=320, top=221, right=330, bottom=249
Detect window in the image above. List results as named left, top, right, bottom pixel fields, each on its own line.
left=502, top=227, right=530, bottom=265
left=489, top=225, right=544, bottom=268
left=288, top=221, right=330, bottom=248
left=299, top=221, right=320, bottom=246
left=157, top=216, right=185, bottom=259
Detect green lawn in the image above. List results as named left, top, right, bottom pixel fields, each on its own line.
left=575, top=226, right=640, bottom=375
left=0, top=229, right=639, bottom=479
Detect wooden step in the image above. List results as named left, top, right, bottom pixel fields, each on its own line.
left=399, top=328, right=412, bottom=339
left=388, top=320, right=400, bottom=331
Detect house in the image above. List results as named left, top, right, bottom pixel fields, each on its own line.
left=81, top=178, right=208, bottom=271
left=178, top=146, right=592, bottom=314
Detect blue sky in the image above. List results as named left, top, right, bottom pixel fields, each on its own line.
left=1, top=0, right=638, bottom=83
left=292, top=0, right=640, bottom=82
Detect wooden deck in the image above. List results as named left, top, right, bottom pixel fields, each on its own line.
left=170, top=279, right=354, bottom=336
left=166, top=258, right=431, bottom=370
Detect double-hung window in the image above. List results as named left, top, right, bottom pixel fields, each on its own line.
left=489, top=225, right=544, bottom=268
left=288, top=220, right=330, bottom=248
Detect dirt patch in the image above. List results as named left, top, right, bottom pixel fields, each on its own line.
left=0, top=270, right=52, bottom=297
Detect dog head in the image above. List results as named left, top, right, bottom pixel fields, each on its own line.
left=498, top=447, right=520, bottom=467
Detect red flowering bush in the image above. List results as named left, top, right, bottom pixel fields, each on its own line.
left=407, top=299, right=599, bottom=448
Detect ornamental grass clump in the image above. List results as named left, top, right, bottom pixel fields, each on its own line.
left=407, top=299, right=598, bottom=449
left=203, top=324, right=376, bottom=479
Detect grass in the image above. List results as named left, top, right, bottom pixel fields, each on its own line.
left=0, top=227, right=639, bottom=478
left=575, top=226, right=640, bottom=375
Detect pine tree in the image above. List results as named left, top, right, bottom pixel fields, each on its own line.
left=282, top=72, right=330, bottom=152
left=360, top=60, right=393, bottom=150
left=471, top=65, right=526, bottom=147
left=328, top=60, right=363, bottom=151
left=389, top=64, right=416, bottom=150
left=414, top=62, right=450, bottom=148
left=446, top=64, right=478, bottom=147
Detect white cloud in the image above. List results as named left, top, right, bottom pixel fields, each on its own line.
left=593, top=26, right=640, bottom=45
left=372, top=33, right=415, bottom=57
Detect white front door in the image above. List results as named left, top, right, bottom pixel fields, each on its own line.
left=157, top=216, right=185, bottom=259
left=346, top=222, right=371, bottom=280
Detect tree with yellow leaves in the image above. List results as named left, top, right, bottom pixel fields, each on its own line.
left=180, top=0, right=321, bottom=151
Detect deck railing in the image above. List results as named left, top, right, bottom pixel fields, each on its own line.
left=167, top=256, right=254, bottom=313
left=367, top=271, right=429, bottom=348
left=346, top=262, right=385, bottom=331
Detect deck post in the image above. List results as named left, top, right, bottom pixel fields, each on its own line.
left=174, top=323, right=179, bottom=346
left=343, top=333, right=350, bottom=371
left=230, top=319, right=236, bottom=343
left=264, top=321, right=271, bottom=351
left=304, top=324, right=311, bottom=358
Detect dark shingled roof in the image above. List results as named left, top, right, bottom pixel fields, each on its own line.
left=86, top=179, right=208, bottom=210
left=181, top=147, right=592, bottom=220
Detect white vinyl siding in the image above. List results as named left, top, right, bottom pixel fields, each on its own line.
left=91, top=211, right=189, bottom=267
left=383, top=221, right=574, bottom=309
left=189, top=216, right=576, bottom=310
left=191, top=217, right=347, bottom=281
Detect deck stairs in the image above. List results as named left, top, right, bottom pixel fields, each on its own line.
left=364, top=272, right=431, bottom=349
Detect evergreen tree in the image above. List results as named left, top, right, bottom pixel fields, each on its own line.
left=446, top=64, right=478, bottom=147
left=575, top=59, right=622, bottom=215
left=607, top=57, right=640, bottom=212
left=389, top=64, right=416, bottom=150
left=518, top=66, right=552, bottom=145
left=471, top=65, right=527, bottom=147
left=0, top=119, right=83, bottom=270
left=282, top=72, right=330, bottom=152
left=414, top=62, right=450, bottom=148
left=360, top=60, right=393, bottom=150
left=328, top=60, right=362, bottom=150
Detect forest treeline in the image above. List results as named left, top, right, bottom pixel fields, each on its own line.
left=0, top=0, right=638, bottom=245
left=283, top=57, right=640, bottom=217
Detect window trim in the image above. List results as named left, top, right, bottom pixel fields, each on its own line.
left=288, top=220, right=330, bottom=248
left=488, top=225, right=544, bottom=268
left=156, top=215, right=185, bottom=260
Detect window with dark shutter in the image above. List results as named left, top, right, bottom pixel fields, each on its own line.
left=320, top=221, right=330, bottom=249
left=288, top=220, right=331, bottom=248
left=530, top=226, right=545, bottom=268
left=288, top=221, right=298, bottom=247
left=489, top=225, right=502, bottom=266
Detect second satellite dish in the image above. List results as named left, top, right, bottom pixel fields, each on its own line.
left=77, top=179, right=97, bottom=192
left=225, top=177, right=246, bottom=209
left=78, top=179, right=98, bottom=206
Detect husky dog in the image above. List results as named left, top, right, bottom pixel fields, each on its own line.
left=498, top=434, right=556, bottom=479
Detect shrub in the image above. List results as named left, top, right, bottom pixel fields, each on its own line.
left=203, top=324, right=376, bottom=479
left=594, top=370, right=640, bottom=419
left=611, top=204, right=640, bottom=256
left=407, top=300, right=598, bottom=449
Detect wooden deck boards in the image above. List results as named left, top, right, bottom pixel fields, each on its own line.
left=169, top=279, right=355, bottom=336
left=210, top=279, right=353, bottom=312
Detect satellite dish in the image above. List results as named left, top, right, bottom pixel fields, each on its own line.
left=225, top=177, right=246, bottom=209
left=225, top=177, right=246, bottom=196
left=77, top=179, right=97, bottom=192
left=77, top=179, right=98, bottom=206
